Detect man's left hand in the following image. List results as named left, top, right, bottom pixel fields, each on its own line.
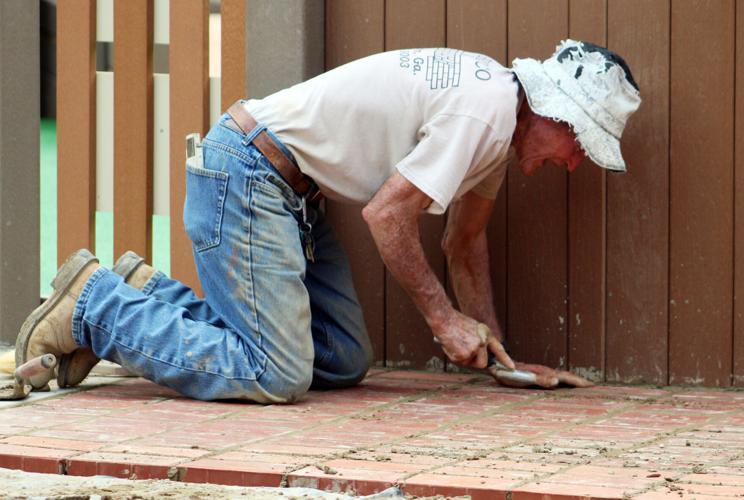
left=491, top=361, right=594, bottom=389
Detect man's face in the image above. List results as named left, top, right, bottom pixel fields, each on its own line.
left=514, top=113, right=586, bottom=176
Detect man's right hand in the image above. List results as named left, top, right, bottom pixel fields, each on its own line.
left=363, top=172, right=514, bottom=372
left=434, top=311, right=515, bottom=370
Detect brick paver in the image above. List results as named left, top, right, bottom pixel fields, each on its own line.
left=1, top=369, right=743, bottom=499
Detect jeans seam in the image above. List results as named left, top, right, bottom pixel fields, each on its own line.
left=186, top=165, right=229, bottom=252
left=315, top=319, right=334, bottom=366
left=203, top=138, right=299, bottom=207
left=141, top=270, right=165, bottom=296
left=202, top=138, right=259, bottom=168
left=244, top=172, right=267, bottom=376
left=252, top=176, right=301, bottom=213
left=106, top=332, right=261, bottom=381
left=217, top=119, right=249, bottom=141
left=71, top=267, right=108, bottom=346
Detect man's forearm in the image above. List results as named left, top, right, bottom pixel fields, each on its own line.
left=364, top=211, right=452, bottom=332
left=446, top=231, right=503, bottom=341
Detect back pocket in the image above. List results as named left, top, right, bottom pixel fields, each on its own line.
left=183, top=164, right=229, bottom=252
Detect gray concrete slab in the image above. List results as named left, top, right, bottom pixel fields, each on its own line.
left=0, top=1, right=40, bottom=344
left=246, top=0, right=324, bottom=98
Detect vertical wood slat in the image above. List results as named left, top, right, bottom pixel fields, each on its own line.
left=567, top=0, right=607, bottom=381
left=669, top=0, right=735, bottom=386
left=384, top=0, right=447, bottom=369
left=606, top=0, right=670, bottom=384
left=220, top=0, right=246, bottom=111
left=57, top=0, right=96, bottom=264
left=507, top=0, right=569, bottom=369
left=445, top=0, right=508, bottom=364
left=735, top=0, right=744, bottom=387
left=169, top=0, right=209, bottom=294
left=325, top=0, right=386, bottom=364
left=114, top=0, right=154, bottom=261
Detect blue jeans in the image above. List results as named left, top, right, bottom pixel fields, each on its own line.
left=71, top=112, right=373, bottom=403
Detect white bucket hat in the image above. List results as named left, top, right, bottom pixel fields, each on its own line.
left=512, top=39, right=641, bottom=172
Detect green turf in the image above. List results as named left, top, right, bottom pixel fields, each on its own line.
left=40, top=119, right=171, bottom=296
left=40, top=119, right=57, bottom=296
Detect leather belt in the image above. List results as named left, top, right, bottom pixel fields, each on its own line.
left=226, top=101, right=322, bottom=203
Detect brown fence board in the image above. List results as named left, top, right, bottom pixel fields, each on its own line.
left=736, top=1, right=744, bottom=387
left=446, top=0, right=508, bottom=365
left=51, top=0, right=744, bottom=386
left=325, top=0, right=386, bottom=364
left=114, top=0, right=153, bottom=261
left=384, top=0, right=446, bottom=369
left=605, top=0, right=669, bottom=384
left=169, top=0, right=209, bottom=294
left=506, top=0, right=569, bottom=368
left=567, top=0, right=606, bottom=381
left=57, top=0, right=96, bottom=264
left=669, top=0, right=734, bottom=386
left=221, top=0, right=246, bottom=111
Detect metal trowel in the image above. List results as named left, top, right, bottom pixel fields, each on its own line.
left=487, top=352, right=538, bottom=387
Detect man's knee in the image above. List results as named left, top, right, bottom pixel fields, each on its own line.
left=260, top=360, right=314, bottom=403
left=313, top=340, right=373, bottom=389
left=339, top=357, right=372, bottom=387
left=348, top=341, right=374, bottom=384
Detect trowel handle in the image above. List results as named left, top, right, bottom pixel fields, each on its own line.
left=14, top=354, right=57, bottom=382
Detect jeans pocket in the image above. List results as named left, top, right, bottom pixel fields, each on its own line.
left=183, top=164, right=229, bottom=252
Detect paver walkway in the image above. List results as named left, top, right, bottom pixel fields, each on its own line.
left=0, top=369, right=743, bottom=499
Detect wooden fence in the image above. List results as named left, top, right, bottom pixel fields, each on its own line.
left=56, top=0, right=743, bottom=387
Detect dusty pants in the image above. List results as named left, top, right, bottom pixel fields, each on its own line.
left=71, top=113, right=373, bottom=403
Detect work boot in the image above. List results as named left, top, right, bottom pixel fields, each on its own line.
left=16, top=249, right=99, bottom=390
left=111, top=250, right=156, bottom=289
left=56, top=251, right=153, bottom=388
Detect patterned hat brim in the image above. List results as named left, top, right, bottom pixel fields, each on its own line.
left=512, top=57, right=626, bottom=172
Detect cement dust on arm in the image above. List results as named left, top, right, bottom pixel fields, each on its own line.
left=362, top=171, right=500, bottom=368
left=443, top=191, right=503, bottom=341
left=441, top=191, right=515, bottom=370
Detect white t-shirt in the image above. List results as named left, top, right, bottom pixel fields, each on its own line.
left=244, top=48, right=520, bottom=214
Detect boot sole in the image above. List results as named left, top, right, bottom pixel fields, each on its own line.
left=16, top=249, right=98, bottom=389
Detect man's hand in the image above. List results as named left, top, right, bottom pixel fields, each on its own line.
left=435, top=312, right=515, bottom=370
left=491, top=361, right=594, bottom=389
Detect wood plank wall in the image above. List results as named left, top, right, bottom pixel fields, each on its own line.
left=507, top=0, right=570, bottom=370
left=384, top=0, right=448, bottom=370
left=606, top=0, right=669, bottom=385
left=736, top=1, right=744, bottom=387
left=169, top=0, right=209, bottom=294
left=446, top=0, right=508, bottom=372
left=55, top=0, right=743, bottom=387
left=113, top=0, right=153, bottom=262
left=57, top=0, right=96, bottom=265
left=568, top=0, right=606, bottom=382
left=325, top=1, right=387, bottom=364
left=324, top=0, right=743, bottom=387
left=670, top=1, right=735, bottom=386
